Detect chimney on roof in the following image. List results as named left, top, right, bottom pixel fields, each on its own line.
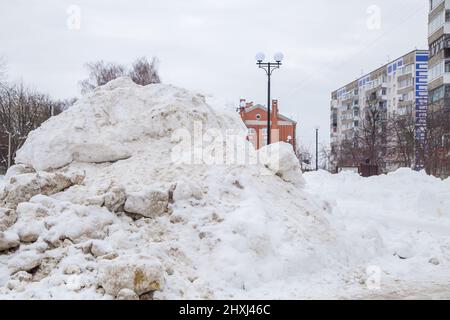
left=272, top=100, right=279, bottom=129
left=272, top=100, right=279, bottom=117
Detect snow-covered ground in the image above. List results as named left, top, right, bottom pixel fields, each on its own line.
left=303, top=170, right=450, bottom=299
left=0, top=78, right=449, bottom=299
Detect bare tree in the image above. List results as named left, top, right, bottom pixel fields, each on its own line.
left=386, top=110, right=415, bottom=169
left=354, top=94, right=387, bottom=170
left=335, top=137, right=362, bottom=168
left=319, top=144, right=332, bottom=171
left=129, top=57, right=161, bottom=86
left=0, top=82, right=70, bottom=172
left=80, top=57, right=161, bottom=93
left=296, top=144, right=313, bottom=171
left=80, top=61, right=126, bottom=94
left=422, top=110, right=450, bottom=178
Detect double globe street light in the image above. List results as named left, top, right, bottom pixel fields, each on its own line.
left=255, top=52, right=284, bottom=146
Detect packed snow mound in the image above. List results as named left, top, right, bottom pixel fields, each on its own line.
left=258, top=142, right=305, bottom=185
left=1, top=79, right=365, bottom=299
left=304, top=169, right=450, bottom=298
left=309, top=169, right=450, bottom=220
left=16, top=77, right=245, bottom=171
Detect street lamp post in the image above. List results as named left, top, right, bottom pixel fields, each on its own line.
left=255, top=52, right=284, bottom=146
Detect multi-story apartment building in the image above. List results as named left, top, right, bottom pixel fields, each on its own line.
left=427, top=0, right=450, bottom=176
left=330, top=50, right=428, bottom=173
left=428, top=0, right=450, bottom=114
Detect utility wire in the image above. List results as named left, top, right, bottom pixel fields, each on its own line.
left=279, top=0, right=427, bottom=100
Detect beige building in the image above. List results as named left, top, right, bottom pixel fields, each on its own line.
left=428, top=0, right=450, bottom=113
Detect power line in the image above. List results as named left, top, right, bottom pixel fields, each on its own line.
left=280, top=0, right=426, bottom=99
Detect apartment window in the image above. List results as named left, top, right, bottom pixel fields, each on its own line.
left=430, top=86, right=445, bottom=103
left=381, top=88, right=387, bottom=95
left=429, top=62, right=444, bottom=81
left=429, top=10, right=444, bottom=36
left=400, top=64, right=413, bottom=75
left=431, top=0, right=444, bottom=11
left=354, top=120, right=359, bottom=128
left=445, top=60, right=450, bottom=73
left=400, top=93, right=409, bottom=101
left=446, top=9, right=450, bottom=22
left=398, top=78, right=413, bottom=89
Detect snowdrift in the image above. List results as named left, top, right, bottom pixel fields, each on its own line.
left=2, top=78, right=449, bottom=299
left=0, top=78, right=354, bottom=299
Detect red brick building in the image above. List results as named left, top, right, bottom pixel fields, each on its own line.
left=239, top=99, right=297, bottom=150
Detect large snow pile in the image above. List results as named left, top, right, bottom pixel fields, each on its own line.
left=0, top=78, right=361, bottom=299
left=2, top=78, right=448, bottom=299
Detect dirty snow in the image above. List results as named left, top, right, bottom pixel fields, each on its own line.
left=0, top=78, right=449, bottom=299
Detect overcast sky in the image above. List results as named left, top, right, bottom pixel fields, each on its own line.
left=0, top=0, right=429, bottom=149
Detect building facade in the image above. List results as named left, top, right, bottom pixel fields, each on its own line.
left=330, top=50, right=428, bottom=172
left=428, top=0, right=450, bottom=114
left=239, top=99, right=297, bottom=150
left=427, top=0, right=450, bottom=176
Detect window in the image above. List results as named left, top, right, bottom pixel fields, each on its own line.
left=446, top=9, right=450, bottom=22
left=429, top=10, right=444, bottom=36
left=400, top=64, right=413, bottom=75
left=429, top=85, right=445, bottom=103
left=260, top=128, right=268, bottom=147
left=431, top=0, right=444, bottom=11
left=429, top=62, right=444, bottom=81
left=398, top=78, right=413, bottom=89
left=247, top=128, right=257, bottom=145
left=445, top=60, right=450, bottom=72
left=256, top=113, right=261, bottom=120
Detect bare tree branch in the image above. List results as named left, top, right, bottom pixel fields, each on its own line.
left=129, top=57, right=161, bottom=86
left=0, top=82, right=72, bottom=172
left=79, top=57, right=161, bottom=94
left=80, top=60, right=126, bottom=94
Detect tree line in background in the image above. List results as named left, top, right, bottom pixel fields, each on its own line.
left=0, top=56, right=161, bottom=173
left=331, top=95, right=450, bottom=178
